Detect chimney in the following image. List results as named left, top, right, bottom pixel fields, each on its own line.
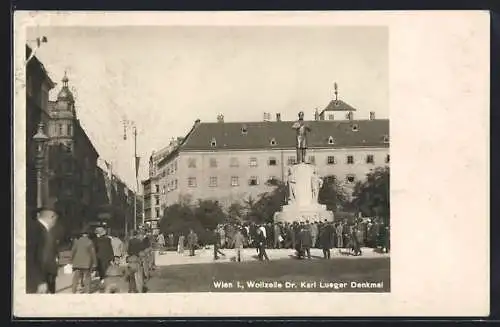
left=369, top=111, right=375, bottom=120
left=217, top=114, right=224, bottom=123
left=314, top=108, right=319, bottom=121
left=276, top=113, right=281, bottom=122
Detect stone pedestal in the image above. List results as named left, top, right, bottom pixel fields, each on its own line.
left=273, top=162, right=334, bottom=223
left=274, top=204, right=334, bottom=223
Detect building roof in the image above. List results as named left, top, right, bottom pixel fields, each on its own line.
left=321, top=99, right=357, bottom=113
left=26, top=45, right=56, bottom=88
left=179, top=119, right=389, bottom=152
left=75, top=119, right=100, bottom=157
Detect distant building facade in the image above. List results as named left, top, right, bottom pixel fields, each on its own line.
left=95, top=163, right=143, bottom=236
left=149, top=94, right=389, bottom=212
left=141, top=138, right=183, bottom=231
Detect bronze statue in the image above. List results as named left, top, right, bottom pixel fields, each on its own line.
left=292, top=111, right=311, bottom=163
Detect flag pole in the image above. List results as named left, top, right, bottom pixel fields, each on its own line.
left=134, top=125, right=139, bottom=231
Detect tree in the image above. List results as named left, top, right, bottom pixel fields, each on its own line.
left=227, top=202, right=244, bottom=223
left=159, top=202, right=196, bottom=241
left=159, top=199, right=226, bottom=246
left=318, top=175, right=349, bottom=212
left=351, top=167, right=390, bottom=224
left=247, top=179, right=287, bottom=223
left=193, top=199, right=226, bottom=231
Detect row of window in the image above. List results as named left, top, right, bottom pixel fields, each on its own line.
left=187, top=154, right=390, bottom=168
left=158, top=160, right=178, bottom=178
left=209, top=134, right=389, bottom=147
left=186, top=174, right=360, bottom=188
left=52, top=122, right=73, bottom=137
left=188, top=176, right=263, bottom=188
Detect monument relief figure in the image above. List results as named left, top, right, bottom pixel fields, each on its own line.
left=311, top=170, right=323, bottom=203
left=292, top=111, right=311, bottom=163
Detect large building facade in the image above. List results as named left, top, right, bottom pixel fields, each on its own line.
left=148, top=95, right=389, bottom=213
left=25, top=45, right=139, bottom=238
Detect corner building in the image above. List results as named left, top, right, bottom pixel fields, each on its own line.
left=154, top=96, right=389, bottom=211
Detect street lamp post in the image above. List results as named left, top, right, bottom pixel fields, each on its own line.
left=123, top=119, right=140, bottom=232
left=33, top=122, right=49, bottom=208
left=133, top=125, right=139, bottom=231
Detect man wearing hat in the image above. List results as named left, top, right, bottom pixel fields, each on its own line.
left=26, top=205, right=61, bottom=294
left=70, top=227, right=97, bottom=293
left=93, top=226, right=114, bottom=287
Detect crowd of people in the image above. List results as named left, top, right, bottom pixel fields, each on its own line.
left=157, top=217, right=390, bottom=262
left=26, top=205, right=157, bottom=294
left=68, top=226, right=157, bottom=293
left=27, top=205, right=389, bottom=294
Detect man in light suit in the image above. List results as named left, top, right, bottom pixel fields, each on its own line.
left=26, top=206, right=61, bottom=294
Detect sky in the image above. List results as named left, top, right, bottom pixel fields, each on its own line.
left=28, top=25, right=388, bottom=190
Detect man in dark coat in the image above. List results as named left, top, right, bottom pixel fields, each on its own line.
left=319, top=222, right=333, bottom=259
left=26, top=207, right=61, bottom=294
left=265, top=223, right=273, bottom=248
left=256, top=229, right=269, bottom=261
left=187, top=229, right=198, bottom=256
left=93, top=227, right=114, bottom=286
left=350, top=224, right=362, bottom=256
left=298, top=225, right=312, bottom=259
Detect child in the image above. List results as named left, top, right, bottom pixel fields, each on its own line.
left=103, top=263, right=128, bottom=293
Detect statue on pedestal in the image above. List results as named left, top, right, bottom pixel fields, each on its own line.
left=292, top=111, right=311, bottom=163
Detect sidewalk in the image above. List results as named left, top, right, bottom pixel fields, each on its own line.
left=154, top=246, right=390, bottom=267
left=55, top=248, right=389, bottom=293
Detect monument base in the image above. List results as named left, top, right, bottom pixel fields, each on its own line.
left=274, top=203, right=334, bottom=223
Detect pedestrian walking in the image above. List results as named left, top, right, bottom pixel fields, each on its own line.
left=336, top=222, right=344, bottom=254
left=93, top=227, right=114, bottom=288
left=70, top=228, right=97, bottom=293
left=350, top=224, right=362, bottom=256
left=103, top=263, right=128, bottom=293
left=298, top=225, right=312, bottom=259
left=256, top=229, right=270, bottom=261
left=187, top=229, right=198, bottom=256
left=125, top=231, right=146, bottom=293
left=157, top=233, right=166, bottom=254
left=319, top=222, right=333, bottom=259
left=141, top=232, right=154, bottom=279
left=273, top=223, right=282, bottom=249
left=232, top=228, right=245, bottom=262
left=213, top=228, right=226, bottom=260
left=109, top=233, right=124, bottom=265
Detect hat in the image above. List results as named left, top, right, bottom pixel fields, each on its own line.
left=95, top=227, right=106, bottom=236
left=80, top=226, right=90, bottom=235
